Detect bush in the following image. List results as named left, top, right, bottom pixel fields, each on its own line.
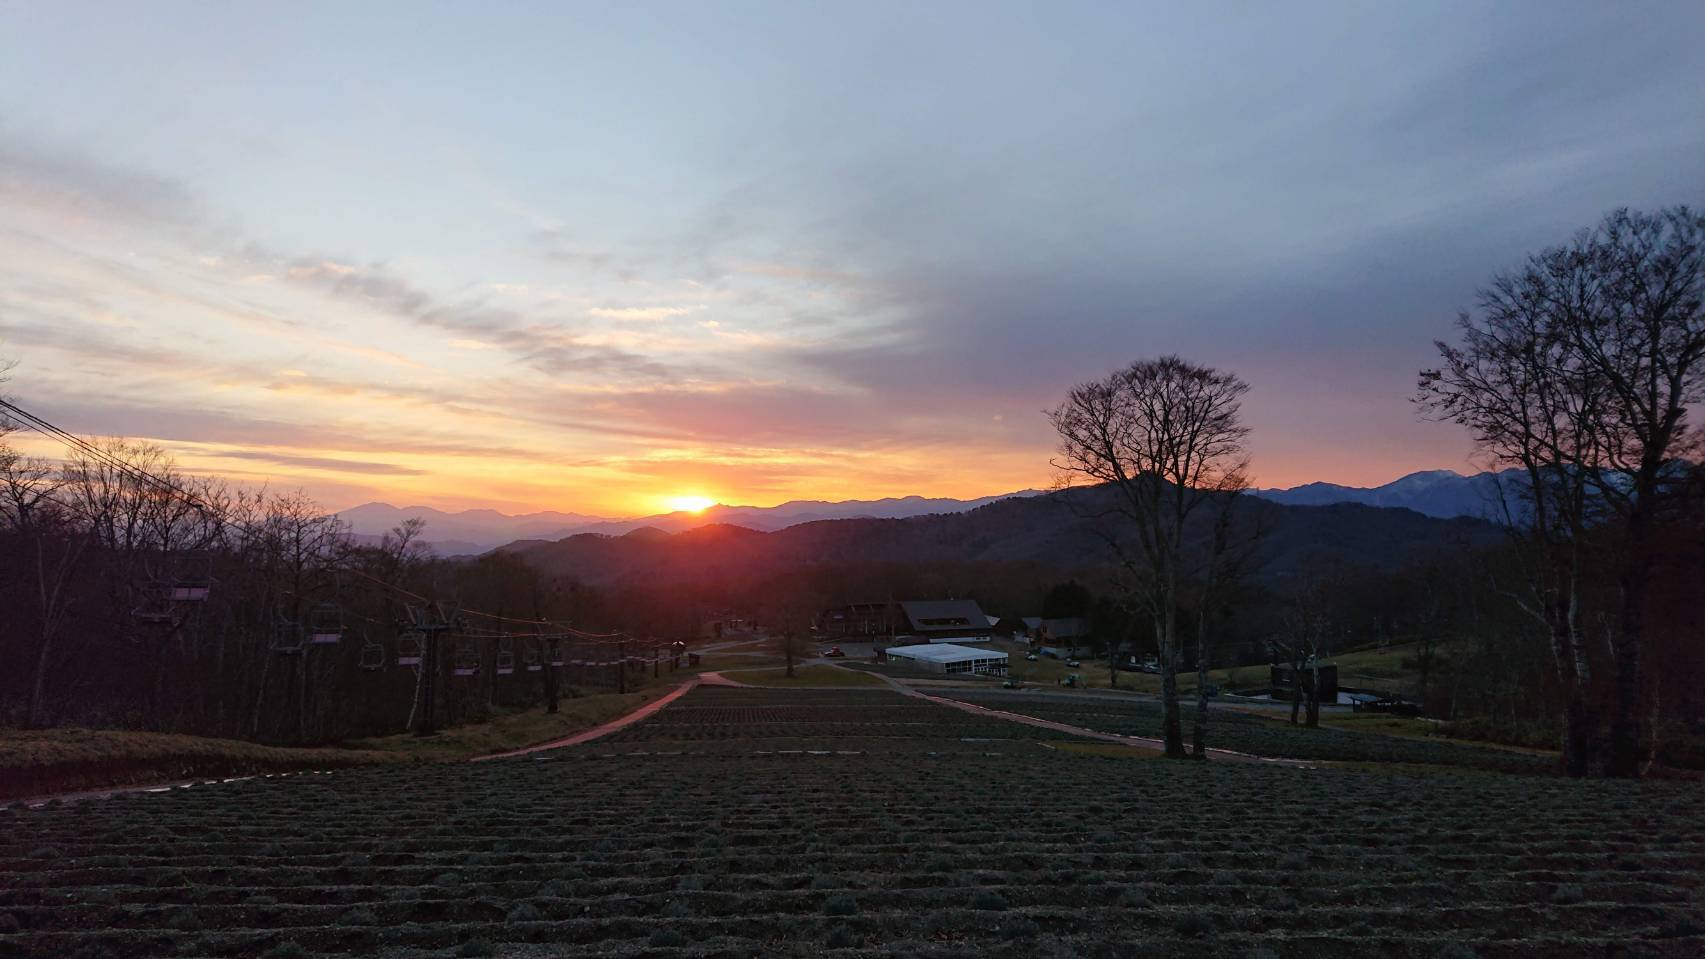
left=810, top=874, right=839, bottom=890
left=507, top=902, right=542, bottom=923
left=822, top=895, right=858, bottom=916
left=1550, top=884, right=1585, bottom=905
left=826, top=924, right=858, bottom=948
left=259, top=943, right=307, bottom=959
left=970, top=890, right=1009, bottom=911
left=457, top=941, right=496, bottom=958
left=677, top=875, right=705, bottom=891
left=1119, top=886, right=1149, bottom=908
left=340, top=907, right=378, bottom=925
left=662, top=899, right=691, bottom=919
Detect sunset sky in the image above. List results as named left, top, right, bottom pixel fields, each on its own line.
left=2, top=3, right=1702, bottom=517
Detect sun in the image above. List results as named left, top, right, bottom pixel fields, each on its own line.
left=665, top=494, right=716, bottom=514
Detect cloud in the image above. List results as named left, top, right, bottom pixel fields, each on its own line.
left=210, top=449, right=428, bottom=476
left=586, top=304, right=705, bottom=321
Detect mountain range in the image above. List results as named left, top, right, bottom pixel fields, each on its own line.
left=338, top=491, right=1045, bottom=554
left=500, top=485, right=1502, bottom=589
left=1250, top=469, right=1513, bottom=520
left=338, top=469, right=1518, bottom=555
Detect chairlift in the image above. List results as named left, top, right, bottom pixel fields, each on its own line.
left=271, top=613, right=306, bottom=655
left=132, top=589, right=179, bottom=628
left=453, top=644, right=480, bottom=677
left=168, top=551, right=215, bottom=602
left=497, top=638, right=516, bottom=675
left=359, top=640, right=385, bottom=671
left=549, top=643, right=565, bottom=668
left=309, top=602, right=344, bottom=644
left=396, top=630, right=424, bottom=666
left=522, top=641, right=542, bottom=672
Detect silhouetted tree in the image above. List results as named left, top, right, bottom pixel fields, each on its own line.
left=1420, top=206, right=1705, bottom=777
left=1050, top=355, right=1252, bottom=758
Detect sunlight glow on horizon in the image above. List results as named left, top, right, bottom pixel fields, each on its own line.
left=665, top=495, right=716, bottom=514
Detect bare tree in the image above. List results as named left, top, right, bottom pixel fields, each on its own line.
left=1187, top=491, right=1265, bottom=756
left=1420, top=206, right=1705, bottom=777
left=1050, top=355, right=1252, bottom=758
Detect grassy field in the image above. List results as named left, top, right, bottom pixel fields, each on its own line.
left=993, top=640, right=1436, bottom=696
left=3, top=685, right=1700, bottom=957
left=1, top=683, right=681, bottom=801
left=720, top=664, right=886, bottom=687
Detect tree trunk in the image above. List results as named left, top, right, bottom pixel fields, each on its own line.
left=1157, top=605, right=1185, bottom=758
left=1604, top=595, right=1645, bottom=778
left=1560, top=688, right=1595, bottom=778
left=1305, top=658, right=1320, bottom=729
left=544, top=640, right=560, bottom=714
left=1190, top=643, right=1209, bottom=758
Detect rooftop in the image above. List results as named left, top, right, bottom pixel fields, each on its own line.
left=886, top=643, right=1009, bottom=664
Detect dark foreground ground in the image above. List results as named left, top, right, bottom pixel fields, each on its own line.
left=3, top=686, right=1703, bottom=958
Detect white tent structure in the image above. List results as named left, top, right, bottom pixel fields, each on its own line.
left=885, top=643, right=1008, bottom=675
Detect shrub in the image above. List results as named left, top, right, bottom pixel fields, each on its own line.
left=259, top=943, right=307, bottom=959
left=822, top=895, right=859, bottom=916
left=1550, top=884, right=1585, bottom=905
left=811, top=874, right=839, bottom=890
left=826, top=924, right=858, bottom=948
left=970, top=890, right=1009, bottom=911
left=341, top=907, right=378, bottom=925
left=1119, top=886, right=1149, bottom=908
left=649, top=929, right=688, bottom=947
left=677, top=875, right=705, bottom=891
left=1432, top=946, right=1479, bottom=959
left=507, top=902, right=542, bottom=923
left=662, top=899, right=691, bottom=919
left=457, top=941, right=496, bottom=958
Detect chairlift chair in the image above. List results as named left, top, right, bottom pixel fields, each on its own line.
left=132, top=588, right=179, bottom=628
left=271, top=613, right=306, bottom=655
left=496, top=638, right=516, bottom=675
left=168, top=551, right=215, bottom=602
left=453, top=644, right=480, bottom=677
left=549, top=643, right=565, bottom=668
left=396, top=630, right=425, bottom=667
left=523, top=642, right=542, bottom=672
left=308, top=601, right=343, bottom=644
left=359, top=639, right=386, bottom=671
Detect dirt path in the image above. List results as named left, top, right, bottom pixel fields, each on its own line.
left=864, top=672, right=1307, bottom=766
left=472, top=678, right=702, bottom=760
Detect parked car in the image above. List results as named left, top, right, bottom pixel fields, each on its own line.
left=1024, top=652, right=1039, bottom=662
left=819, top=646, right=845, bottom=658
left=1065, top=659, right=1081, bottom=668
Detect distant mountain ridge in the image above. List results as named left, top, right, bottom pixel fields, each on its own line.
left=338, top=490, right=1046, bottom=554
left=501, top=486, right=1503, bottom=588
left=340, top=470, right=1518, bottom=557
left=1252, top=469, right=1514, bottom=520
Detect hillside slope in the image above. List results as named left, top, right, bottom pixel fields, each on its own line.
left=503, top=486, right=1500, bottom=587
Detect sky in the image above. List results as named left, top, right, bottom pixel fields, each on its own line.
left=1, top=2, right=1702, bottom=518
